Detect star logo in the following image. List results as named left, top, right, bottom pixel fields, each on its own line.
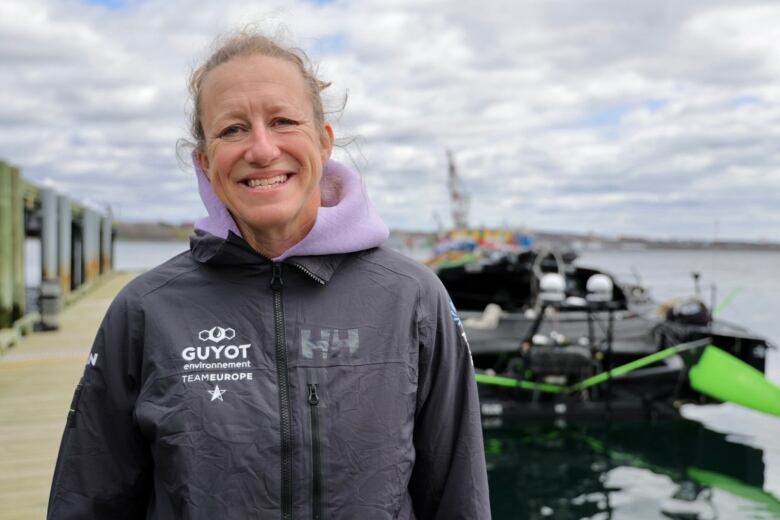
left=208, top=385, right=226, bottom=402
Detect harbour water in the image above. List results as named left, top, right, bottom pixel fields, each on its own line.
left=21, top=241, right=780, bottom=519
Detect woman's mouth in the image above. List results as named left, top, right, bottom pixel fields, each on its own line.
left=243, top=174, right=289, bottom=190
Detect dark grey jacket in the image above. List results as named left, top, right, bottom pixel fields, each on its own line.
left=48, top=231, right=491, bottom=519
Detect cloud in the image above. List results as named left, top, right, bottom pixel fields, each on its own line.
left=0, top=0, right=778, bottom=240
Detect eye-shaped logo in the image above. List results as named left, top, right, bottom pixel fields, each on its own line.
left=198, top=326, right=236, bottom=343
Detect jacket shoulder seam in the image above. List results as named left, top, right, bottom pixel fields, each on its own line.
left=353, top=250, right=436, bottom=325
left=135, top=260, right=204, bottom=300
left=353, top=250, right=427, bottom=285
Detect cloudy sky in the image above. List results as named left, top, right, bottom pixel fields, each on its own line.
left=1, top=0, right=779, bottom=241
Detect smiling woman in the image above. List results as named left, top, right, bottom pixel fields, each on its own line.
left=47, top=28, right=491, bottom=520
left=187, top=34, right=336, bottom=258
left=194, top=53, right=334, bottom=258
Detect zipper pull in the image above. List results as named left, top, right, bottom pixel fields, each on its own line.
left=271, top=263, right=283, bottom=291
left=307, top=384, right=320, bottom=405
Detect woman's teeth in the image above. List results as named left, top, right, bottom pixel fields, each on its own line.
left=245, top=175, right=288, bottom=189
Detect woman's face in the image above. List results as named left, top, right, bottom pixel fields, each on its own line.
left=196, top=54, right=333, bottom=244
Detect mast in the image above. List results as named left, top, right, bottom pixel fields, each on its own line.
left=447, top=149, right=469, bottom=229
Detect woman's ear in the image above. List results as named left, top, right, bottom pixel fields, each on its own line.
left=195, top=149, right=211, bottom=178
left=320, top=123, right=335, bottom=163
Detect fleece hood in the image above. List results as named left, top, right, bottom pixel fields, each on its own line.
left=193, top=157, right=389, bottom=261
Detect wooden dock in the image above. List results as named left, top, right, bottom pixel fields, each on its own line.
left=1, top=158, right=116, bottom=351
left=0, top=272, right=136, bottom=520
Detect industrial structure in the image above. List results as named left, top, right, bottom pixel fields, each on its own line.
left=446, top=149, right=470, bottom=229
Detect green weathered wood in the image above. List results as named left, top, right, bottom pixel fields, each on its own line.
left=21, top=179, right=38, bottom=210
left=0, top=314, right=41, bottom=352
left=11, top=166, right=25, bottom=320
left=0, top=161, right=14, bottom=328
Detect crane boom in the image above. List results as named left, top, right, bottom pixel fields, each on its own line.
left=447, top=150, right=469, bottom=229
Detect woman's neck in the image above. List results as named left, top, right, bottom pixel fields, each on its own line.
left=235, top=216, right=316, bottom=260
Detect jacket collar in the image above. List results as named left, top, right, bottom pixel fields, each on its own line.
left=190, top=230, right=345, bottom=284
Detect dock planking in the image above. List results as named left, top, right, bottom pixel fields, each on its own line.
left=0, top=272, right=137, bottom=520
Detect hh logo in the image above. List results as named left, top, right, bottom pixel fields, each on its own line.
left=301, top=328, right=360, bottom=360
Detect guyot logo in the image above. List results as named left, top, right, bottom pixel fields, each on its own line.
left=181, top=326, right=251, bottom=362
left=199, top=326, right=235, bottom=343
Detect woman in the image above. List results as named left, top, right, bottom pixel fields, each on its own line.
left=48, top=30, right=490, bottom=520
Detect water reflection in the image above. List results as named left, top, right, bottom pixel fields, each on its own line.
left=484, top=418, right=780, bottom=519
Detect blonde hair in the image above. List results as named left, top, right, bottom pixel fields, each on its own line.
left=188, top=29, right=331, bottom=151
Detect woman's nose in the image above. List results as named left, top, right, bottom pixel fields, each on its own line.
left=244, top=125, right=281, bottom=165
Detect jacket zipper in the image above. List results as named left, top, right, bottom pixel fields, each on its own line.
left=271, top=263, right=293, bottom=520
left=307, top=381, right=324, bottom=520
left=289, top=261, right=326, bottom=285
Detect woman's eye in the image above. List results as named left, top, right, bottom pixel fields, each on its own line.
left=217, top=125, right=244, bottom=139
left=272, top=117, right=298, bottom=127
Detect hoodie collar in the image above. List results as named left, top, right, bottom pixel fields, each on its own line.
left=193, top=155, right=388, bottom=262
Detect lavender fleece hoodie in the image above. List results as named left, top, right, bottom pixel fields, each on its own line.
left=193, top=157, right=390, bottom=259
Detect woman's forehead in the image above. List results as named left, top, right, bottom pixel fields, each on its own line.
left=200, top=54, right=310, bottom=112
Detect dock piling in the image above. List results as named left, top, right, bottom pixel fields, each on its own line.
left=0, top=162, right=15, bottom=329
left=101, top=213, right=113, bottom=274
left=58, top=194, right=72, bottom=294
left=11, top=166, right=25, bottom=323
left=83, top=209, right=100, bottom=284
left=40, top=188, right=62, bottom=330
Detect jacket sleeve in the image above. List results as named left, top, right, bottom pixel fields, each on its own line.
left=409, top=280, right=491, bottom=520
left=48, top=288, right=152, bottom=519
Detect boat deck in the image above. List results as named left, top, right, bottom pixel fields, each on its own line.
left=0, top=273, right=136, bottom=520
left=463, top=308, right=660, bottom=355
